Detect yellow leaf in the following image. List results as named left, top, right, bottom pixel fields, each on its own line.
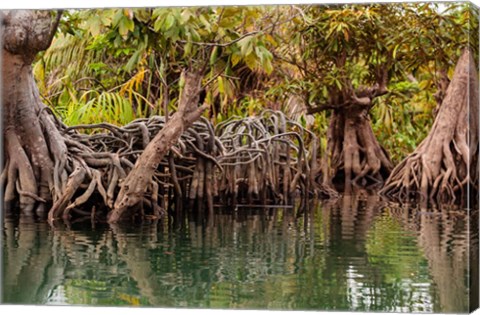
left=264, top=33, right=277, bottom=46
left=342, top=29, right=349, bottom=41
left=217, top=76, right=224, bottom=94
left=124, top=9, right=134, bottom=19
left=231, top=53, right=242, bottom=67
left=244, top=53, right=257, bottom=70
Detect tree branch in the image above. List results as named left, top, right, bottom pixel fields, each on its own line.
left=46, top=10, right=63, bottom=50
left=178, top=11, right=303, bottom=48
left=306, top=102, right=347, bottom=114
left=179, top=31, right=261, bottom=48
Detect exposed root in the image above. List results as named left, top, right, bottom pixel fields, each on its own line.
left=215, top=110, right=319, bottom=205
left=322, top=106, right=393, bottom=193
left=3, top=105, right=326, bottom=224
left=380, top=49, right=478, bottom=205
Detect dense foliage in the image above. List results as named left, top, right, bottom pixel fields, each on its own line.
left=34, top=3, right=477, bottom=162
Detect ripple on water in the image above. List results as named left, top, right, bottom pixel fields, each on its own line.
left=2, top=200, right=474, bottom=312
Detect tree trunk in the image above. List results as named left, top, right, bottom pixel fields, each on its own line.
left=1, top=10, right=208, bottom=224
left=322, top=104, right=393, bottom=193
left=380, top=48, right=479, bottom=205
left=107, top=72, right=207, bottom=223
left=2, top=10, right=66, bottom=216
left=308, top=61, right=394, bottom=194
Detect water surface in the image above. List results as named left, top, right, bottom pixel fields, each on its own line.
left=2, top=195, right=476, bottom=312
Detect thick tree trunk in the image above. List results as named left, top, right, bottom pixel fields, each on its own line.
left=307, top=60, right=394, bottom=194
left=322, top=105, right=393, bottom=193
left=380, top=49, right=479, bottom=205
left=107, top=72, right=207, bottom=223
left=2, top=10, right=66, bottom=216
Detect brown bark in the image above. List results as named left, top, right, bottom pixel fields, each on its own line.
left=380, top=48, right=479, bottom=205
left=107, top=72, right=208, bottom=223
left=322, top=102, right=393, bottom=193
left=2, top=10, right=66, bottom=215
left=308, top=63, right=393, bottom=193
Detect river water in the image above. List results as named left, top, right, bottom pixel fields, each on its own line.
left=1, top=195, right=478, bottom=313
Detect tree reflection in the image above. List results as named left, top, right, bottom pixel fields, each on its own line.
left=2, top=217, right=63, bottom=304
left=1, top=197, right=474, bottom=312
left=386, top=204, right=473, bottom=313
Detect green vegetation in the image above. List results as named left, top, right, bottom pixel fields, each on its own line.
left=35, top=7, right=277, bottom=125
left=35, top=4, right=477, bottom=162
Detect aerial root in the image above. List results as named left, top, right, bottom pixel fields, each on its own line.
left=5, top=110, right=324, bottom=223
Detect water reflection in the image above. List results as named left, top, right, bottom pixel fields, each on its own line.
left=386, top=204, right=473, bottom=313
left=1, top=195, right=475, bottom=312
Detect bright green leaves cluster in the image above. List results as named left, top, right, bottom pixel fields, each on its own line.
left=232, top=36, right=273, bottom=73
left=37, top=6, right=281, bottom=129
left=81, top=10, right=113, bottom=36
left=145, top=6, right=273, bottom=72
left=114, top=10, right=135, bottom=38
left=57, top=92, right=136, bottom=126
left=152, top=8, right=195, bottom=45
left=237, top=37, right=255, bottom=62
left=287, top=4, right=408, bottom=101
left=371, top=79, right=435, bottom=163
left=321, top=7, right=373, bottom=48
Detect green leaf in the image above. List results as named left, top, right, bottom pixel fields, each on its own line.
left=222, top=7, right=240, bottom=19
left=164, top=26, right=180, bottom=41
left=210, top=46, right=218, bottom=66
left=334, top=79, right=342, bottom=90
left=238, top=37, right=253, bottom=56
left=180, top=10, right=193, bottom=23
left=393, top=44, right=400, bottom=59
left=217, top=76, right=225, bottom=94
left=263, top=57, right=273, bottom=74
left=179, top=72, right=185, bottom=90
left=134, top=9, right=151, bottom=23
left=199, top=14, right=211, bottom=30
left=124, top=50, right=142, bottom=73
left=183, top=40, right=192, bottom=58
left=118, top=16, right=134, bottom=37
left=219, top=16, right=237, bottom=28
left=88, top=15, right=102, bottom=36
left=100, top=11, right=113, bottom=26
left=112, top=10, right=124, bottom=27
left=154, top=17, right=164, bottom=32
left=152, top=8, right=163, bottom=19
left=164, top=14, right=175, bottom=31
left=89, top=62, right=108, bottom=73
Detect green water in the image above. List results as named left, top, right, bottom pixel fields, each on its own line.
left=1, top=195, right=476, bottom=312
